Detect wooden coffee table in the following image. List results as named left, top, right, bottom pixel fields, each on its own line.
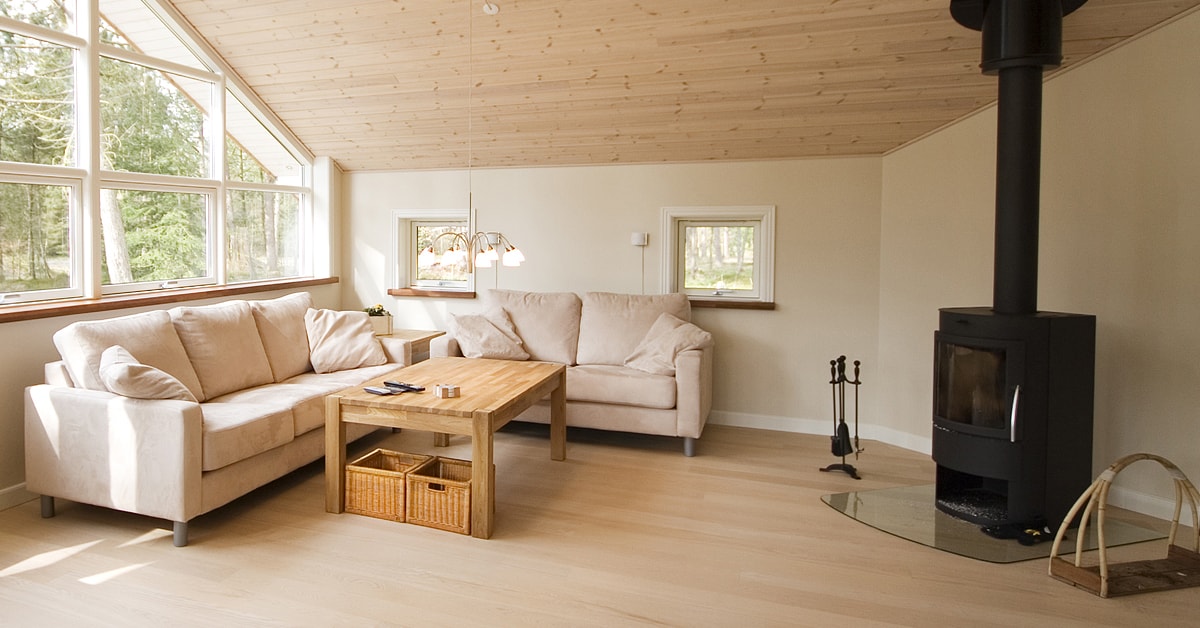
left=324, top=357, right=566, bottom=538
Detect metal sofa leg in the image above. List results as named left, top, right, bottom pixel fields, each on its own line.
left=173, top=521, right=188, bottom=547
left=40, top=495, right=55, bottom=518
left=684, top=437, right=697, bottom=457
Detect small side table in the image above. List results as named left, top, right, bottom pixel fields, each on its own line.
left=383, top=329, right=445, bottom=363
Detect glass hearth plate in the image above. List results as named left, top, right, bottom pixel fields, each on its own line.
left=822, top=484, right=1165, bottom=563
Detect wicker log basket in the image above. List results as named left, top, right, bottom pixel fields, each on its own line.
left=1048, top=453, right=1200, bottom=598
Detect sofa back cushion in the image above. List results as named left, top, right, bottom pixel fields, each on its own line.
left=169, top=300, right=275, bottom=400
left=53, top=309, right=204, bottom=399
left=484, top=289, right=582, bottom=364
left=304, top=309, right=388, bottom=373
left=576, top=292, right=691, bottom=366
left=248, top=292, right=314, bottom=381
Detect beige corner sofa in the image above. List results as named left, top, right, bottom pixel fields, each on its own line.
left=24, top=292, right=411, bottom=546
left=432, top=290, right=713, bottom=456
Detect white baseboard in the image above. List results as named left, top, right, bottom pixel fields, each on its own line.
left=0, top=482, right=36, bottom=512
left=708, top=411, right=933, bottom=455
left=1107, top=484, right=1197, bottom=525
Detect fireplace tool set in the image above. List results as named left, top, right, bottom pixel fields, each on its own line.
left=821, top=356, right=864, bottom=479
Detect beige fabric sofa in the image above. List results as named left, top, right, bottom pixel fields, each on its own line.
left=432, top=290, right=713, bottom=456
left=24, top=292, right=410, bottom=546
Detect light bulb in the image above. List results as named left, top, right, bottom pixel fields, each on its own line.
left=503, top=246, right=525, bottom=266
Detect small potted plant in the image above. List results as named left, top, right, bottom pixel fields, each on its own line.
left=363, top=303, right=392, bottom=336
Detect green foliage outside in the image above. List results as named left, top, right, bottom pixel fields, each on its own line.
left=683, top=225, right=755, bottom=291
left=0, top=4, right=72, bottom=292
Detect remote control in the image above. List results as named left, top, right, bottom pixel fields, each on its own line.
left=384, top=381, right=425, bottom=392
left=364, top=386, right=398, bottom=395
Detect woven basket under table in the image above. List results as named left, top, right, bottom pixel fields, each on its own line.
left=345, top=449, right=432, bottom=522
left=406, top=457, right=473, bottom=535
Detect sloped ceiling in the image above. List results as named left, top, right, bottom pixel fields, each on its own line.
left=164, top=0, right=1200, bottom=172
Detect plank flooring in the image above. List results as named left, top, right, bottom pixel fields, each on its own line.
left=0, top=425, right=1196, bottom=626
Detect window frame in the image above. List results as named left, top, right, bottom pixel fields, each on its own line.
left=97, top=177, right=216, bottom=294
left=0, top=0, right=317, bottom=309
left=661, top=205, right=775, bottom=305
left=390, top=209, right=473, bottom=294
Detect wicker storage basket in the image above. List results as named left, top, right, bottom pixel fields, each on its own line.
left=406, top=457, right=472, bottom=535
left=1048, top=453, right=1200, bottom=598
left=345, top=449, right=432, bottom=522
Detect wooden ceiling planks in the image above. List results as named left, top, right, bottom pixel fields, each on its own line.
left=164, top=0, right=1200, bottom=171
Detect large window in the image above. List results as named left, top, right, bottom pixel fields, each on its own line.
left=662, top=206, right=775, bottom=304
left=0, top=0, right=312, bottom=306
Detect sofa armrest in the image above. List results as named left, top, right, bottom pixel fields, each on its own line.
left=430, top=334, right=462, bottom=358
left=674, top=346, right=713, bottom=439
left=378, top=336, right=413, bottom=365
left=45, top=360, right=73, bottom=386
left=24, top=385, right=204, bottom=523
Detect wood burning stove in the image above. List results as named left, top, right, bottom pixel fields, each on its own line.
left=933, top=307, right=1094, bottom=526
left=938, top=0, right=1097, bottom=530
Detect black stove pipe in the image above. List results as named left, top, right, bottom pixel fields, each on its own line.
left=993, top=65, right=1043, bottom=315
left=951, top=0, right=1087, bottom=315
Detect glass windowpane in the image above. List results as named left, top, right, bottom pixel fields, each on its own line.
left=2, top=0, right=72, bottom=30
left=227, top=189, right=301, bottom=282
left=414, top=222, right=468, bottom=286
left=100, top=188, right=207, bottom=285
left=99, top=56, right=210, bottom=178
left=0, top=32, right=75, bottom=166
left=226, top=94, right=303, bottom=185
left=0, top=181, right=72, bottom=293
left=682, top=224, right=756, bottom=293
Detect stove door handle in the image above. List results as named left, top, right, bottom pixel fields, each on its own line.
left=1010, top=385, right=1021, bottom=443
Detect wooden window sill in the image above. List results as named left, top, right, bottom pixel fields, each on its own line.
left=688, top=299, right=776, bottom=310
left=0, top=277, right=338, bottom=324
left=388, top=288, right=476, bottom=299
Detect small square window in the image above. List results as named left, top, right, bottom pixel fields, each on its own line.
left=663, top=206, right=774, bottom=304
left=413, top=221, right=470, bottom=289
left=391, top=209, right=472, bottom=292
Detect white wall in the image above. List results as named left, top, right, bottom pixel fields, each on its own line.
left=878, top=11, right=1200, bottom=515
left=343, top=159, right=883, bottom=436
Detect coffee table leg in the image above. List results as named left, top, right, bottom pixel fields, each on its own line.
left=325, top=395, right=346, bottom=513
left=550, top=368, right=567, bottom=461
left=472, top=409, right=494, bottom=539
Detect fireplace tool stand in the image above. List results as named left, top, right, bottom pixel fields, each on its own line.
left=820, top=356, right=864, bottom=480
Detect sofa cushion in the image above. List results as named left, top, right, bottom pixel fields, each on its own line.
left=283, top=362, right=401, bottom=389
left=170, top=300, right=275, bottom=401
left=304, top=309, right=388, bottom=374
left=53, top=309, right=205, bottom=400
left=576, top=292, right=691, bottom=366
left=567, top=364, right=677, bottom=409
left=484, top=289, right=581, bottom=364
left=199, top=402, right=295, bottom=471
left=99, top=345, right=198, bottom=402
left=213, top=382, right=340, bottom=437
left=451, top=309, right=529, bottom=360
left=248, top=292, right=314, bottom=381
left=624, top=313, right=714, bottom=376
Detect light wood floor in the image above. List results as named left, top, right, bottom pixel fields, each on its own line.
left=1, top=425, right=1196, bottom=626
